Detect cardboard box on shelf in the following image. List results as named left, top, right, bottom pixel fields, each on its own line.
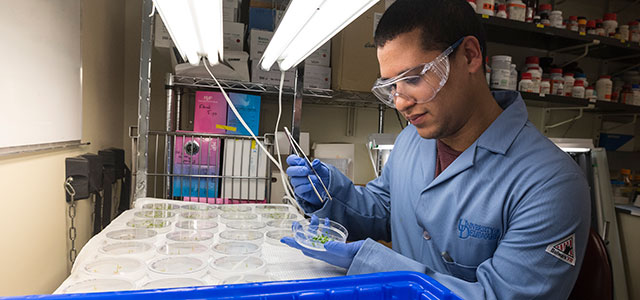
left=275, top=132, right=310, bottom=155
left=249, top=29, right=273, bottom=60
left=154, top=17, right=172, bottom=48
left=304, top=64, right=331, bottom=89
left=306, top=41, right=331, bottom=67
left=175, top=51, right=250, bottom=82
left=250, top=60, right=295, bottom=87
left=224, top=22, right=245, bottom=51
left=226, top=93, right=261, bottom=136
left=331, top=1, right=385, bottom=92
left=221, top=138, right=268, bottom=201
left=194, top=91, right=227, bottom=134
left=313, top=143, right=355, bottom=181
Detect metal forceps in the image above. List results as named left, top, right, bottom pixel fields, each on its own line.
left=284, top=127, right=333, bottom=203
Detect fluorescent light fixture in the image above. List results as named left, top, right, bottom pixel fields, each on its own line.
left=260, top=0, right=380, bottom=71
left=550, top=138, right=593, bottom=153
left=153, top=0, right=224, bottom=66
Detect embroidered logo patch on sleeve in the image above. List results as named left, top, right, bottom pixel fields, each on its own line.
left=545, top=234, right=576, bottom=266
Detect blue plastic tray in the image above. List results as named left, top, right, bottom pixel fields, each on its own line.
left=4, top=271, right=462, bottom=300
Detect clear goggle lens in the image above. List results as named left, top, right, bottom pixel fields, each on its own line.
left=371, top=55, right=451, bottom=108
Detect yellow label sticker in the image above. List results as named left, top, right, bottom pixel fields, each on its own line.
left=620, top=39, right=626, bottom=43
left=215, top=124, right=237, bottom=131
left=536, top=24, right=544, bottom=28
left=251, top=140, right=256, bottom=149
left=481, top=14, right=489, bottom=19
left=579, top=32, right=586, bottom=36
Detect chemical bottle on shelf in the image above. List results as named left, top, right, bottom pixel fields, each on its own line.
left=572, top=80, right=586, bottom=98
left=507, top=0, right=526, bottom=21
left=568, top=16, right=579, bottom=31
left=524, top=0, right=536, bottom=22
left=518, top=72, right=534, bottom=92
left=586, top=20, right=597, bottom=35
left=540, top=78, right=551, bottom=95
left=496, top=4, right=508, bottom=18
left=632, top=84, right=640, bottom=106
left=603, top=13, right=618, bottom=36
left=585, top=86, right=596, bottom=100
left=596, top=75, right=613, bottom=101
left=526, top=67, right=542, bottom=93
left=538, top=3, right=552, bottom=26
left=620, top=85, right=633, bottom=104
left=596, top=19, right=606, bottom=36
left=490, top=55, right=512, bottom=90
left=575, top=73, right=588, bottom=88
left=477, top=0, right=495, bottom=15
left=630, top=21, right=640, bottom=42
left=550, top=69, right=564, bottom=95
left=509, top=64, right=518, bottom=91
left=578, top=17, right=587, bottom=34
left=612, top=77, right=625, bottom=102
left=619, top=25, right=630, bottom=41
left=550, top=10, right=563, bottom=28
left=467, top=0, right=477, bottom=12
left=563, top=73, right=575, bottom=96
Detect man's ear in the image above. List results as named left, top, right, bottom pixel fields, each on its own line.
left=461, top=36, right=483, bottom=74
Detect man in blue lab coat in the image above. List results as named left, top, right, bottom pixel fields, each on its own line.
left=282, top=0, right=590, bottom=299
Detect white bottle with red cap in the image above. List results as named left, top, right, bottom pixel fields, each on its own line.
left=467, top=0, right=477, bottom=12
left=526, top=67, right=541, bottom=93
left=507, top=0, right=526, bottom=22
left=603, top=13, right=618, bottom=36
left=496, top=4, right=508, bottom=18
left=596, top=75, right=613, bottom=101
left=518, top=73, right=534, bottom=93
left=585, top=86, right=596, bottom=101
left=540, top=78, right=551, bottom=95
left=572, top=80, right=586, bottom=98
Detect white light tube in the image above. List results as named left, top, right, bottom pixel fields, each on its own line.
left=153, top=0, right=224, bottom=66
left=260, top=0, right=380, bottom=71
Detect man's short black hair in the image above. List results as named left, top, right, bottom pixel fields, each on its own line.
left=374, top=0, right=487, bottom=62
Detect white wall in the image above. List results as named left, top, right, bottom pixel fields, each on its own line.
left=0, top=0, right=125, bottom=296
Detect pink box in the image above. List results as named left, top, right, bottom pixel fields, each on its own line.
left=194, top=91, right=227, bottom=133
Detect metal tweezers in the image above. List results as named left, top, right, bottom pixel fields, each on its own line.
left=284, top=127, right=333, bottom=203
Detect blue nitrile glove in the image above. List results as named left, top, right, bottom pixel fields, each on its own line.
left=281, top=215, right=364, bottom=269
left=286, top=154, right=330, bottom=206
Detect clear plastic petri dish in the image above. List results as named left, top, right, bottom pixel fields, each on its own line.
left=126, top=219, right=172, bottom=233
left=219, top=230, right=264, bottom=244
left=218, top=205, right=251, bottom=212
left=62, top=278, right=135, bottom=294
left=175, top=219, right=219, bottom=232
left=140, top=277, right=206, bottom=289
left=266, top=219, right=296, bottom=229
left=166, top=230, right=215, bottom=244
left=219, top=212, right=258, bottom=224
left=106, top=229, right=158, bottom=242
left=293, top=218, right=348, bottom=251
left=142, top=203, right=181, bottom=211
left=226, top=220, right=266, bottom=231
left=221, top=274, right=275, bottom=285
left=134, top=210, right=176, bottom=219
left=82, top=257, right=146, bottom=280
left=211, top=241, right=261, bottom=257
left=210, top=255, right=266, bottom=275
left=180, top=211, right=218, bottom=220
left=254, top=205, right=290, bottom=214
left=181, top=203, right=218, bottom=212
left=99, top=242, right=155, bottom=260
left=260, top=212, right=301, bottom=221
left=265, top=229, right=293, bottom=247
left=148, top=256, right=208, bottom=279
left=157, top=242, right=210, bottom=257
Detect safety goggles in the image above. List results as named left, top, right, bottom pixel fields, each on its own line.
left=371, top=37, right=464, bottom=108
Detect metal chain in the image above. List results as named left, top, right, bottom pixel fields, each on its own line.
left=64, top=177, right=78, bottom=264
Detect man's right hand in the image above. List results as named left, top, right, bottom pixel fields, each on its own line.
left=286, top=154, right=330, bottom=206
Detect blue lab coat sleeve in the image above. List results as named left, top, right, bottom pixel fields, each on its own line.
left=348, top=171, right=590, bottom=300
left=296, top=157, right=394, bottom=242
